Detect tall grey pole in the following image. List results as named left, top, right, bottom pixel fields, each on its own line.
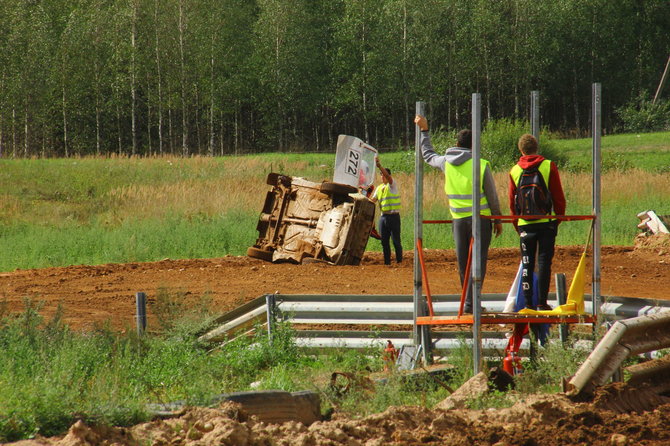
left=471, top=93, right=482, bottom=374
left=414, top=101, right=425, bottom=346
left=531, top=90, right=540, bottom=144
left=591, top=84, right=602, bottom=317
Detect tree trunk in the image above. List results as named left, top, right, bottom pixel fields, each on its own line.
left=573, top=68, right=580, bottom=130
left=12, top=106, right=16, bottom=158
left=234, top=101, right=239, bottom=154
left=362, top=21, right=368, bottom=142
left=146, top=73, right=152, bottom=155
left=402, top=0, right=409, bottom=148
left=116, top=103, right=122, bottom=155
left=168, top=107, right=173, bottom=154
left=62, top=79, right=68, bottom=157
left=179, top=0, right=188, bottom=156
left=275, top=30, right=283, bottom=151
left=24, top=100, right=28, bottom=158
left=155, top=0, right=164, bottom=154
left=195, top=85, right=201, bottom=153
left=95, top=59, right=101, bottom=156
left=209, top=34, right=215, bottom=156
left=131, top=0, right=138, bottom=155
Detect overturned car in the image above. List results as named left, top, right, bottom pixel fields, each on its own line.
left=247, top=173, right=376, bottom=265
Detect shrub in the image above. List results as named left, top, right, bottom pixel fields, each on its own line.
left=412, top=119, right=566, bottom=173
left=481, top=118, right=567, bottom=171
left=616, top=95, right=670, bottom=133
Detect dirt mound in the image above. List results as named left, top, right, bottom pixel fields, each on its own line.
left=634, top=233, right=670, bottom=254
left=10, top=396, right=670, bottom=446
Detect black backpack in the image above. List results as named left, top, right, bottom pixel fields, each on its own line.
left=514, top=166, right=552, bottom=219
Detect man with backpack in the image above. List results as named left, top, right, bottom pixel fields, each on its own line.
left=415, top=114, right=503, bottom=314
left=508, top=134, right=566, bottom=310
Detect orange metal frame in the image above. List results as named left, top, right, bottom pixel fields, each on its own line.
left=416, top=313, right=597, bottom=326
left=418, top=214, right=597, bottom=326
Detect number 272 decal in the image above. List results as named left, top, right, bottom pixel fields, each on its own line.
left=346, top=150, right=359, bottom=175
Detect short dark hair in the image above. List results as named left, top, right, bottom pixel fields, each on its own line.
left=385, top=168, right=392, bottom=175
left=457, top=129, right=472, bottom=149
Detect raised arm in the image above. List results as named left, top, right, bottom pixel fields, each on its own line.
left=376, top=157, right=393, bottom=185
left=414, top=115, right=446, bottom=172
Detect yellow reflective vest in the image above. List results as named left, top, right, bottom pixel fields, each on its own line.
left=510, top=159, right=555, bottom=226
left=444, top=159, right=491, bottom=219
left=374, top=182, right=401, bottom=213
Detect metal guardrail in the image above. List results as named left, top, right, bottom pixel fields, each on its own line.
left=199, top=293, right=670, bottom=353
left=200, top=293, right=670, bottom=354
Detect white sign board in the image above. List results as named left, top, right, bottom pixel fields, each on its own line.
left=333, top=135, right=378, bottom=190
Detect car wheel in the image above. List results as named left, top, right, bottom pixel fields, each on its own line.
left=320, top=182, right=357, bottom=195
left=219, top=390, right=299, bottom=424
left=247, top=247, right=273, bottom=262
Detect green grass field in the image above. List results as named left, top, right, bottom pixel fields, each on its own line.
left=0, top=131, right=668, bottom=272
left=1, top=131, right=667, bottom=441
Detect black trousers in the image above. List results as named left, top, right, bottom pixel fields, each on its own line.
left=452, top=217, right=493, bottom=312
left=519, top=221, right=557, bottom=309
left=379, top=213, right=402, bottom=265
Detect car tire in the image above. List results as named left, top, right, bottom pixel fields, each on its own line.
left=247, top=247, right=273, bottom=262
left=291, top=390, right=322, bottom=425
left=220, top=390, right=299, bottom=425
left=319, top=182, right=357, bottom=195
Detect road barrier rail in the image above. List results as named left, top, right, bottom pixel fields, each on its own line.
left=199, top=293, right=669, bottom=354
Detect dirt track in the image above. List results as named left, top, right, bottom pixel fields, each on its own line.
left=1, top=245, right=668, bottom=330
left=4, top=243, right=670, bottom=446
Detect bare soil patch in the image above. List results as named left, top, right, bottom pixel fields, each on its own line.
left=1, top=246, right=668, bottom=331
left=3, top=245, right=670, bottom=445
left=10, top=394, right=670, bottom=446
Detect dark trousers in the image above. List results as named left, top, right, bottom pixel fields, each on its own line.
left=519, top=221, right=557, bottom=309
left=380, top=213, right=402, bottom=265
left=453, top=217, right=493, bottom=312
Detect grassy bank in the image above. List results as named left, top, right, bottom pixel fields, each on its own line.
left=0, top=131, right=668, bottom=271
left=0, top=301, right=588, bottom=442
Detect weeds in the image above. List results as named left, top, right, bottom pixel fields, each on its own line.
left=515, top=337, right=591, bottom=394
left=1, top=296, right=609, bottom=442
left=466, top=389, right=515, bottom=410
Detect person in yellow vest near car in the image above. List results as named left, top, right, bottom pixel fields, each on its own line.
left=508, top=133, right=566, bottom=311
left=415, top=115, right=503, bottom=314
left=371, top=157, right=403, bottom=265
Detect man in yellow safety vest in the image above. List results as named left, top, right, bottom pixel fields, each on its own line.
left=415, top=114, right=503, bottom=313
left=371, top=157, right=403, bottom=265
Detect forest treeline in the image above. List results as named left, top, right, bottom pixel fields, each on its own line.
left=0, top=0, right=668, bottom=157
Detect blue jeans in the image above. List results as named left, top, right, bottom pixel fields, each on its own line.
left=379, top=213, right=402, bottom=265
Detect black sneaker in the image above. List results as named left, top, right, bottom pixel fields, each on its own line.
left=537, top=303, right=553, bottom=311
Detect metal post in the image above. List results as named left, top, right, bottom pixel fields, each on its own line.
left=471, top=93, right=482, bottom=375
left=135, top=292, right=147, bottom=336
left=555, top=273, right=568, bottom=343
left=414, top=101, right=426, bottom=348
left=592, top=83, right=601, bottom=318
left=266, top=294, right=276, bottom=343
left=531, top=90, right=540, bottom=144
